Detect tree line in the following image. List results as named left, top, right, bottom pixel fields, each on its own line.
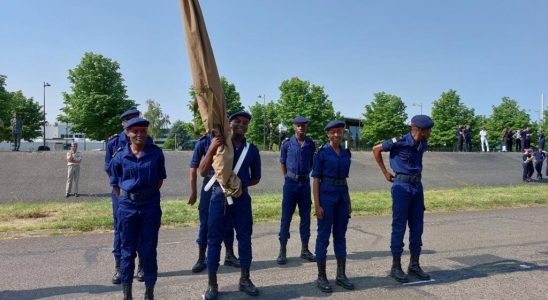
left=2, top=51, right=547, bottom=151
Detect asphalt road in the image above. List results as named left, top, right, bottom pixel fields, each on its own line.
left=0, top=150, right=534, bottom=203
left=0, top=207, right=547, bottom=299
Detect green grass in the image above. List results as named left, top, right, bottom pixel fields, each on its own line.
left=1, top=184, right=547, bottom=238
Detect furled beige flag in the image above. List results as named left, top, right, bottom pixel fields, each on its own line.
left=180, top=0, right=242, bottom=198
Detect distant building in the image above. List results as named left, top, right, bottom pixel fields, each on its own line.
left=343, top=118, right=364, bottom=149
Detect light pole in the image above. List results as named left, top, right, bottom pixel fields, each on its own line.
left=258, top=94, right=266, bottom=150
left=43, top=82, right=51, bottom=148
left=412, top=101, right=423, bottom=115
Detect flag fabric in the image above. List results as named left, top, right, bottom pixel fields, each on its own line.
left=180, top=0, right=242, bottom=198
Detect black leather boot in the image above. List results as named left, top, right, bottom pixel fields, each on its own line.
left=122, top=283, right=132, bottom=300
left=276, top=241, right=287, bottom=265
left=335, top=257, right=354, bottom=290
left=144, top=284, right=154, bottom=300
left=135, top=256, right=144, bottom=282
left=112, top=258, right=121, bottom=284
left=192, top=246, right=207, bottom=273
left=239, top=267, right=259, bottom=296
left=204, top=272, right=218, bottom=300
left=316, top=260, right=332, bottom=293
left=224, top=246, right=241, bottom=268
left=408, top=255, right=430, bottom=280
left=300, top=242, right=316, bottom=262
left=390, top=256, right=408, bottom=283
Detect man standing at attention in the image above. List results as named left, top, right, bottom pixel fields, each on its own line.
left=11, top=111, right=22, bottom=151
left=372, top=115, right=434, bottom=283
left=276, top=116, right=316, bottom=265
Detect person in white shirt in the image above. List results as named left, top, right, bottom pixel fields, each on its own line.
left=66, top=142, right=82, bottom=197
left=479, top=128, right=489, bottom=152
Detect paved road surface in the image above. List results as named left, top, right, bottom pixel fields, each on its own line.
left=0, top=151, right=534, bottom=203
left=1, top=207, right=547, bottom=299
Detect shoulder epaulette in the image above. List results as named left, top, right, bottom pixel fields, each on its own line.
left=111, top=146, right=123, bottom=158
left=315, top=143, right=327, bottom=154
left=391, top=136, right=404, bottom=143
left=108, top=133, right=119, bottom=140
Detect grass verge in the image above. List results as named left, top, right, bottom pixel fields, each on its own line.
left=1, top=184, right=547, bottom=239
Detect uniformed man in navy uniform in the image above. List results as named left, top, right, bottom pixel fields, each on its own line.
left=276, top=116, right=316, bottom=265
left=532, top=147, right=545, bottom=180
left=312, top=120, right=354, bottom=293
left=199, top=112, right=261, bottom=299
left=372, top=115, right=434, bottom=283
left=105, top=108, right=146, bottom=284
left=110, top=117, right=167, bottom=300
left=188, top=134, right=239, bottom=273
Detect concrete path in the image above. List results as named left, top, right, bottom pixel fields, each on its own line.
left=1, top=207, right=547, bottom=299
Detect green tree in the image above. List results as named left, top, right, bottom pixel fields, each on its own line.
left=58, top=52, right=137, bottom=141
left=430, top=90, right=475, bottom=148
left=143, top=99, right=171, bottom=141
left=485, top=97, right=530, bottom=147
left=187, top=76, right=244, bottom=137
left=277, top=77, right=337, bottom=143
left=248, top=101, right=278, bottom=150
left=10, top=91, right=44, bottom=141
left=0, top=75, right=44, bottom=142
left=163, top=120, right=193, bottom=149
left=361, top=92, right=408, bottom=146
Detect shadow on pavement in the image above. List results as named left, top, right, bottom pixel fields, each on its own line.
left=0, top=285, right=118, bottom=300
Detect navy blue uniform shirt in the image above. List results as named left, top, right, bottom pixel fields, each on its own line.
left=231, top=139, right=261, bottom=189
left=109, top=141, right=167, bottom=195
left=280, top=136, right=316, bottom=176
left=105, top=131, right=128, bottom=173
left=381, top=133, right=427, bottom=175
left=190, top=135, right=216, bottom=177
left=311, top=144, right=351, bottom=180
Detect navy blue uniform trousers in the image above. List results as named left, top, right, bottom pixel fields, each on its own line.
left=278, top=178, right=312, bottom=244
left=315, top=185, right=350, bottom=261
left=390, top=180, right=424, bottom=257
left=207, top=187, right=253, bottom=272
left=111, top=192, right=121, bottom=259
left=197, top=177, right=235, bottom=249
left=118, top=200, right=162, bottom=285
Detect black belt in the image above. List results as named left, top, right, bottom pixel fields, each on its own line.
left=286, top=170, right=310, bottom=182
left=321, top=177, right=347, bottom=186
left=120, top=188, right=158, bottom=201
left=395, top=174, right=421, bottom=184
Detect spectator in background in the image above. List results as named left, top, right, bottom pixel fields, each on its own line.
left=479, top=127, right=489, bottom=152
left=464, top=125, right=472, bottom=152
left=523, top=128, right=531, bottom=149
left=66, top=142, right=82, bottom=197
left=456, top=125, right=464, bottom=152
left=522, top=148, right=534, bottom=182
left=515, top=129, right=522, bottom=152
left=11, top=111, right=22, bottom=151
left=278, top=122, right=288, bottom=147
left=533, top=148, right=545, bottom=180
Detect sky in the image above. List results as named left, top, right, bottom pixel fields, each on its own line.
left=1, top=0, right=548, bottom=124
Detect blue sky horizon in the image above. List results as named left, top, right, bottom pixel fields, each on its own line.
left=2, top=0, right=547, bottom=124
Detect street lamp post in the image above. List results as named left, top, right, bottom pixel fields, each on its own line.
left=258, top=94, right=266, bottom=150
left=43, top=82, right=51, bottom=148
left=412, top=101, right=423, bottom=115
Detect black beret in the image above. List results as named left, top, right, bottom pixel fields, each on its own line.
left=120, top=108, right=140, bottom=120
left=291, top=116, right=309, bottom=124
left=411, top=115, right=434, bottom=129
left=124, top=117, right=150, bottom=129
left=229, top=111, right=252, bottom=121
left=324, top=120, right=345, bottom=131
